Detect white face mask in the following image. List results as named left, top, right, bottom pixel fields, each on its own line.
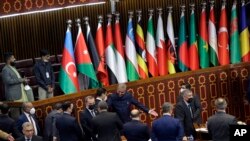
left=30, top=108, right=36, bottom=115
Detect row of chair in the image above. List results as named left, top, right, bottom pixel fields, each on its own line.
left=0, top=54, right=63, bottom=101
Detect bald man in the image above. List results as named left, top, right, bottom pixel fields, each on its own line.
left=123, top=109, right=150, bottom=141
left=107, top=83, right=158, bottom=123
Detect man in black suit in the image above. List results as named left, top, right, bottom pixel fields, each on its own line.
left=43, top=103, right=63, bottom=141
left=107, top=83, right=158, bottom=123
left=91, top=101, right=123, bottom=141
left=177, top=83, right=202, bottom=124
left=15, top=122, right=43, bottom=141
left=207, top=98, right=238, bottom=141
left=152, top=102, right=184, bottom=141
left=0, top=103, right=22, bottom=139
left=16, top=102, right=41, bottom=136
left=56, top=101, right=83, bottom=141
left=95, top=88, right=107, bottom=107
left=174, top=89, right=196, bottom=140
left=123, top=109, right=150, bottom=141
left=80, top=96, right=97, bottom=141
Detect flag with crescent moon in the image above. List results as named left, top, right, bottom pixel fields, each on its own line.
left=59, top=26, right=80, bottom=94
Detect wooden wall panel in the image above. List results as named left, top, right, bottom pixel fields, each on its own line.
left=0, top=0, right=249, bottom=62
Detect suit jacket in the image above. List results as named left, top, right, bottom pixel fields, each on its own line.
left=107, top=92, right=149, bottom=123
left=123, top=120, right=150, bottom=141
left=56, top=113, right=82, bottom=141
left=151, top=115, right=184, bottom=141
left=0, top=114, right=22, bottom=139
left=1, top=65, right=24, bottom=101
left=177, top=94, right=202, bottom=124
left=91, top=111, right=123, bottom=141
left=80, top=108, right=97, bottom=141
left=16, top=113, right=41, bottom=136
left=174, top=100, right=196, bottom=137
left=15, top=135, right=43, bottom=141
left=44, top=110, right=61, bottom=141
left=207, top=111, right=237, bottom=141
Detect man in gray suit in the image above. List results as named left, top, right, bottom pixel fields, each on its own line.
left=207, top=98, right=238, bottom=141
left=1, top=52, right=29, bottom=101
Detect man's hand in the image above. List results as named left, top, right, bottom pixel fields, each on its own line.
left=148, top=108, right=158, bottom=117
left=7, top=134, right=14, bottom=141
left=48, top=86, right=54, bottom=93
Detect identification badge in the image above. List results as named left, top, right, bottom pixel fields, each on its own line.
left=46, top=72, right=50, bottom=78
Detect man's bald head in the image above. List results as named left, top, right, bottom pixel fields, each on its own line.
left=130, top=109, right=140, bottom=119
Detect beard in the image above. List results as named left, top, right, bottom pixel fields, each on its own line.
left=10, top=61, right=16, bottom=66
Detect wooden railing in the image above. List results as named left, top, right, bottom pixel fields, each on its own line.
left=7, top=62, right=250, bottom=130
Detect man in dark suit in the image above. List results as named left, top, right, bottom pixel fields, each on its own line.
left=107, top=83, right=158, bottom=123
left=80, top=96, right=97, bottom=141
left=16, top=102, right=40, bottom=136
left=152, top=102, right=184, bottom=141
left=207, top=98, right=238, bottom=141
left=43, top=103, right=63, bottom=141
left=15, top=122, right=43, bottom=141
left=0, top=103, right=22, bottom=139
left=91, top=101, right=123, bottom=141
left=123, top=109, right=150, bottom=141
left=177, top=83, right=202, bottom=124
left=56, top=101, right=82, bottom=141
left=174, top=89, right=196, bottom=140
left=95, top=88, right=107, bottom=107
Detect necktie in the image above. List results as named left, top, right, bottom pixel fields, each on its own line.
left=29, top=115, right=37, bottom=135
left=188, top=104, right=193, bottom=119
left=26, top=139, right=31, bottom=141
left=91, top=110, right=96, bottom=117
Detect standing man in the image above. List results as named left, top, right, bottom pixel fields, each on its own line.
left=91, top=101, right=123, bottom=141
left=107, top=83, right=158, bottom=123
left=207, top=98, right=238, bottom=141
left=1, top=52, right=29, bottom=101
left=34, top=49, right=55, bottom=100
left=177, top=83, right=202, bottom=124
left=152, top=102, right=184, bottom=141
left=123, top=109, right=150, bottom=141
left=174, top=89, right=196, bottom=140
left=43, top=103, right=62, bottom=141
left=56, top=101, right=82, bottom=141
left=15, top=122, right=43, bottom=141
left=95, top=88, right=107, bottom=107
left=80, top=96, right=97, bottom=141
left=0, top=103, right=22, bottom=139
left=16, top=102, right=40, bottom=136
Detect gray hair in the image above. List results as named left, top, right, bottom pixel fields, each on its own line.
left=215, top=98, right=227, bottom=110
left=22, top=122, right=33, bottom=129
left=180, top=89, right=192, bottom=98
left=162, top=102, right=173, bottom=113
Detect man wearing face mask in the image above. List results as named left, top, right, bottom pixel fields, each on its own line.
left=174, top=89, right=196, bottom=140
left=2, top=52, right=29, bottom=101
left=34, top=49, right=55, bottom=100
left=80, top=96, right=97, bottom=141
left=107, top=83, right=158, bottom=123
left=16, top=102, right=40, bottom=136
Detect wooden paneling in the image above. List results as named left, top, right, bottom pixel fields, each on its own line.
left=0, top=0, right=248, bottom=61
left=7, top=62, right=250, bottom=128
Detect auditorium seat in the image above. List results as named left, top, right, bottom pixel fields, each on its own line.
left=56, top=54, right=62, bottom=63
left=15, top=58, right=34, bottom=69
left=52, top=63, right=61, bottom=72
left=0, top=62, right=5, bottom=71
left=17, top=67, right=34, bottom=77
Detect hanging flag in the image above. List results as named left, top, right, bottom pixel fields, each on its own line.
left=166, top=7, right=177, bottom=74
left=105, top=15, right=118, bottom=84
left=114, top=14, right=128, bottom=83
left=239, top=0, right=250, bottom=62
left=84, top=17, right=100, bottom=88
left=95, top=16, right=109, bottom=86
left=230, top=1, right=241, bottom=64
left=125, top=13, right=140, bottom=81
left=218, top=2, right=230, bottom=65
left=135, top=11, right=148, bottom=79
left=209, top=2, right=218, bottom=66
left=146, top=10, right=158, bottom=77
left=59, top=21, right=79, bottom=94
left=189, top=5, right=199, bottom=71
left=178, top=6, right=189, bottom=72
left=198, top=3, right=209, bottom=68
left=75, top=19, right=98, bottom=89
left=156, top=9, right=168, bottom=75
